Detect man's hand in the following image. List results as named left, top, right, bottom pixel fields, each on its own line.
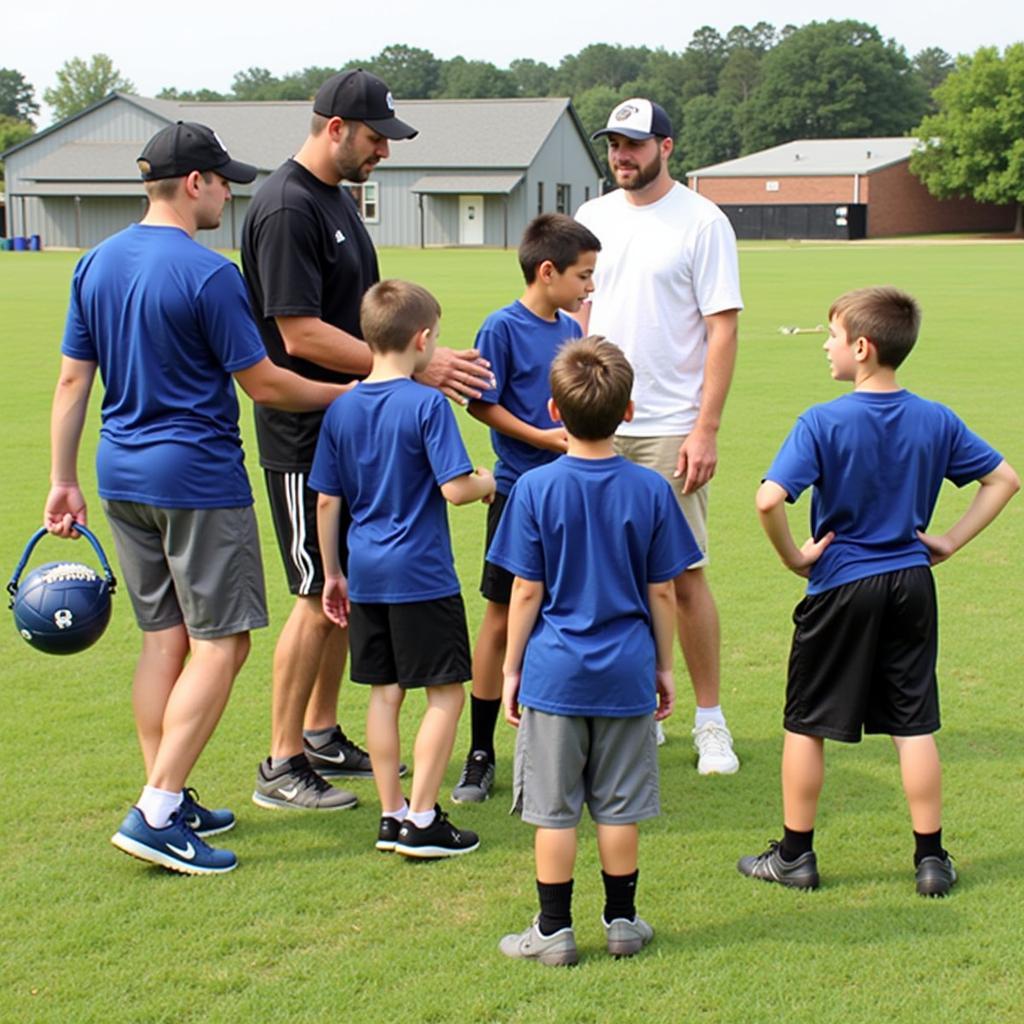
left=415, top=347, right=494, bottom=405
left=45, top=484, right=87, bottom=538
left=321, top=573, right=350, bottom=628
left=675, top=425, right=718, bottom=494
left=655, top=669, right=676, bottom=722
left=502, top=671, right=522, bottom=727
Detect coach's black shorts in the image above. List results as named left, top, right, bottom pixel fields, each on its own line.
left=264, top=470, right=350, bottom=596
left=479, top=490, right=513, bottom=604
left=348, top=594, right=471, bottom=688
left=785, top=566, right=939, bottom=742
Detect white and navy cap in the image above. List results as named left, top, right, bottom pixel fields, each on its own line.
left=591, top=98, right=673, bottom=141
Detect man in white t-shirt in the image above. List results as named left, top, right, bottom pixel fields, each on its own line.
left=575, top=98, right=743, bottom=775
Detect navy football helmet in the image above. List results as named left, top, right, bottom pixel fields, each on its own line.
left=8, top=523, right=117, bottom=655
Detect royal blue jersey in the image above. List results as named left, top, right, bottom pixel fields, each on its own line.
left=488, top=455, right=701, bottom=716
left=765, top=390, right=1003, bottom=595
left=309, top=379, right=473, bottom=603
left=473, top=301, right=582, bottom=494
left=61, top=224, right=266, bottom=508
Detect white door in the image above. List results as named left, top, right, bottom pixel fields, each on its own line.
left=459, top=194, right=485, bottom=245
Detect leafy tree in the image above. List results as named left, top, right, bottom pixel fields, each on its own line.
left=43, top=54, right=134, bottom=121
left=911, top=44, right=1024, bottom=233
left=913, top=47, right=955, bottom=113
left=741, top=20, right=927, bottom=152
left=680, top=26, right=728, bottom=100
left=231, top=67, right=280, bottom=101
left=718, top=47, right=762, bottom=104
left=0, top=68, right=39, bottom=124
left=555, top=44, right=651, bottom=94
left=509, top=58, right=557, bottom=97
left=0, top=113, right=34, bottom=187
left=157, top=86, right=228, bottom=101
left=678, top=94, right=740, bottom=172
left=438, top=57, right=516, bottom=98
left=362, top=45, right=441, bottom=98
left=725, top=23, right=777, bottom=55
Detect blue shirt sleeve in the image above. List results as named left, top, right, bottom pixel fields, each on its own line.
left=487, top=480, right=544, bottom=581
left=195, top=264, right=268, bottom=373
left=61, top=257, right=97, bottom=361
left=472, top=315, right=510, bottom=407
left=764, top=415, right=820, bottom=503
left=648, top=480, right=703, bottom=581
left=308, top=401, right=344, bottom=496
left=943, top=410, right=1003, bottom=486
left=422, top=392, right=474, bottom=485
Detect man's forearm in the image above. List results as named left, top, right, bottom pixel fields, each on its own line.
left=695, top=310, right=738, bottom=432
left=276, top=316, right=373, bottom=377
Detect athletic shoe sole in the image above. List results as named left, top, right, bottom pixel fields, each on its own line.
left=393, top=839, right=480, bottom=859
left=451, top=790, right=491, bottom=805
left=251, top=791, right=358, bottom=811
left=110, top=832, right=237, bottom=875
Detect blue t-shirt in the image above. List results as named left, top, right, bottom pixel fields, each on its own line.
left=61, top=224, right=266, bottom=508
left=473, top=301, right=582, bottom=494
left=309, top=378, right=473, bottom=603
left=765, top=390, right=1003, bottom=595
left=487, top=455, right=701, bottom=717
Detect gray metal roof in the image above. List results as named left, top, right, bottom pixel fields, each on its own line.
left=410, top=173, right=523, bottom=194
left=22, top=142, right=144, bottom=181
left=687, top=137, right=921, bottom=178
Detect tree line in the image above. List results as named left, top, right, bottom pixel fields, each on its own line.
left=2, top=25, right=1022, bottom=228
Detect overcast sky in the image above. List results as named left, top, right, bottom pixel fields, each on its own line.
left=8, top=0, right=1022, bottom=125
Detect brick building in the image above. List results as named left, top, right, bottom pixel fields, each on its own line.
left=687, top=138, right=1016, bottom=239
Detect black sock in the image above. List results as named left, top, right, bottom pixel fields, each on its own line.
left=469, top=696, right=501, bottom=761
left=601, top=869, right=638, bottom=923
left=536, top=879, right=573, bottom=935
left=913, top=829, right=945, bottom=866
left=780, top=827, right=814, bottom=862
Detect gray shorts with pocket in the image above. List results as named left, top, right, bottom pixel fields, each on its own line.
left=102, top=500, right=268, bottom=639
left=512, top=708, right=660, bottom=828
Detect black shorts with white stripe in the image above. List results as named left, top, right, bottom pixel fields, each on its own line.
left=264, top=469, right=350, bottom=596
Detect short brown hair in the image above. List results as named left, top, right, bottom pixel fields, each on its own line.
left=143, top=169, right=215, bottom=202
left=518, top=213, right=601, bottom=283
left=829, top=286, right=922, bottom=368
left=360, top=279, right=441, bottom=354
left=550, top=336, right=633, bottom=440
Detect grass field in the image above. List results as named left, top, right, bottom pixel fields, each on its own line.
left=1, top=241, right=1022, bottom=1024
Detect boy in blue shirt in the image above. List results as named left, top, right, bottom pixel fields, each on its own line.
left=311, top=280, right=496, bottom=857
left=491, top=338, right=702, bottom=965
left=741, top=286, right=1018, bottom=896
left=451, top=213, right=601, bottom=804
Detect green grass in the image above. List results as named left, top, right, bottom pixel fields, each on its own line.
left=1, top=242, right=1023, bottom=1023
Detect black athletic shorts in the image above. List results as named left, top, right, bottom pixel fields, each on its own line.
left=348, top=594, right=471, bottom=688
left=264, top=469, right=350, bottom=596
left=479, top=491, right=514, bottom=604
left=785, top=566, right=939, bottom=742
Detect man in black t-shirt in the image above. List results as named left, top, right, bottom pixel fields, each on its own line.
left=242, top=70, right=494, bottom=810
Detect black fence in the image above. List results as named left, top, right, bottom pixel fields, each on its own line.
left=719, top=203, right=867, bottom=240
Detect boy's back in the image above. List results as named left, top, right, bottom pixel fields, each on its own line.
left=489, top=454, right=699, bottom=716
left=309, top=378, right=472, bottom=602
left=767, top=390, right=1003, bottom=594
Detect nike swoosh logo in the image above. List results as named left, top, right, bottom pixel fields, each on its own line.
left=280, top=785, right=300, bottom=799
left=312, top=750, right=347, bottom=764
left=167, top=841, right=196, bottom=860
left=185, top=814, right=201, bottom=829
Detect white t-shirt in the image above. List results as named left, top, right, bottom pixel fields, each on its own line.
left=575, top=182, right=743, bottom=436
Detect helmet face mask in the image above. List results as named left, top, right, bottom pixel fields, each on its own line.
left=8, top=526, right=117, bottom=656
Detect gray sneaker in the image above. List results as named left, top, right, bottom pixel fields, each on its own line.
left=451, top=750, right=495, bottom=803
left=603, top=915, right=654, bottom=957
left=738, top=840, right=820, bottom=890
left=499, top=917, right=578, bottom=966
left=252, top=754, right=358, bottom=811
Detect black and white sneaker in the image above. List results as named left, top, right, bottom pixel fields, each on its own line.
left=376, top=815, right=403, bottom=852
left=451, top=750, right=495, bottom=803
left=394, top=805, right=479, bottom=859
left=916, top=853, right=957, bottom=897
left=304, top=726, right=407, bottom=778
left=737, top=840, right=820, bottom=890
left=252, top=753, right=358, bottom=811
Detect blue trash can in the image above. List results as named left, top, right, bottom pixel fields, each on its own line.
left=28, top=234, right=41, bottom=251
left=12, top=236, right=27, bottom=251
left=0, top=238, right=11, bottom=252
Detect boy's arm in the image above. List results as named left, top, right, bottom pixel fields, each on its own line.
left=501, top=576, right=544, bottom=727
left=917, top=459, right=1020, bottom=565
left=756, top=480, right=834, bottom=578
left=315, top=492, right=349, bottom=627
left=467, top=400, right=568, bottom=453
left=648, top=579, right=677, bottom=721
left=45, top=356, right=97, bottom=538
left=234, top=357, right=353, bottom=411
left=440, top=467, right=497, bottom=506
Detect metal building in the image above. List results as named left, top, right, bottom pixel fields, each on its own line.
left=2, top=92, right=603, bottom=250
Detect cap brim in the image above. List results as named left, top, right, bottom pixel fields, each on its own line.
left=216, top=157, right=259, bottom=184
left=365, top=115, right=419, bottom=141
left=591, top=127, right=655, bottom=142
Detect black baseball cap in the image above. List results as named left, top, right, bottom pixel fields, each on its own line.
left=591, top=98, right=674, bottom=141
left=313, top=69, right=418, bottom=141
left=137, top=121, right=258, bottom=183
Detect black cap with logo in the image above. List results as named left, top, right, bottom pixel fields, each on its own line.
left=313, top=69, right=418, bottom=141
left=137, top=121, right=258, bottom=183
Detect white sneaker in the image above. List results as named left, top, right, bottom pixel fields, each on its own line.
left=692, top=721, right=739, bottom=775
left=654, top=720, right=666, bottom=746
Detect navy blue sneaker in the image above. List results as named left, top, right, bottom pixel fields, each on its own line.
left=181, top=787, right=235, bottom=837
left=111, top=807, right=237, bottom=875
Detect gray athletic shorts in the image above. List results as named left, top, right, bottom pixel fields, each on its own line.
left=102, top=500, right=268, bottom=639
left=613, top=434, right=709, bottom=567
left=512, top=708, right=660, bottom=828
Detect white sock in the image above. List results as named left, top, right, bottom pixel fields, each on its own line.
left=407, top=807, right=437, bottom=829
left=137, top=785, right=183, bottom=829
left=383, top=801, right=409, bottom=821
left=695, top=705, right=726, bottom=729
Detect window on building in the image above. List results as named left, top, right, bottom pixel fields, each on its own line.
left=584, top=186, right=591, bottom=202
left=556, top=183, right=571, bottom=215
left=341, top=181, right=379, bottom=223
left=537, top=181, right=544, bottom=215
